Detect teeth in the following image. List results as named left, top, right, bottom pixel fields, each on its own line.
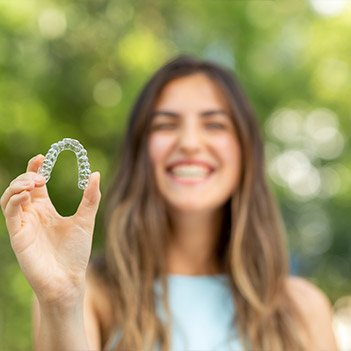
left=170, top=165, right=210, bottom=178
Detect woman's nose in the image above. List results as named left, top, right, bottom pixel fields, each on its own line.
left=177, top=122, right=204, bottom=152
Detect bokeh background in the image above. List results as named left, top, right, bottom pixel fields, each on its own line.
left=0, top=0, right=350, bottom=350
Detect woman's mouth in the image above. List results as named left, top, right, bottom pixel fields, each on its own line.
left=167, top=166, right=213, bottom=185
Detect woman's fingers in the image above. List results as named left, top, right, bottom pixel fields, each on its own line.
left=26, top=154, right=45, bottom=173
left=2, top=174, right=46, bottom=213
left=4, top=190, right=30, bottom=235
left=25, top=154, right=50, bottom=199
left=9, top=172, right=46, bottom=188
left=75, top=172, right=101, bottom=226
left=0, top=180, right=35, bottom=213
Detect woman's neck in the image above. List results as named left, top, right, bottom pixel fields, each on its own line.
left=165, top=207, right=224, bottom=276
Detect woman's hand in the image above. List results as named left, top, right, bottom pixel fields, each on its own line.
left=0, top=155, right=101, bottom=308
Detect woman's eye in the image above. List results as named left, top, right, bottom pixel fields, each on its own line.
left=207, top=123, right=225, bottom=129
left=152, top=123, right=226, bottom=130
left=153, top=124, right=175, bottom=130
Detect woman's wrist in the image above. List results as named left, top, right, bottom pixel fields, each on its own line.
left=35, top=296, right=89, bottom=351
left=34, top=274, right=86, bottom=308
left=39, top=295, right=84, bottom=321
left=36, top=281, right=86, bottom=318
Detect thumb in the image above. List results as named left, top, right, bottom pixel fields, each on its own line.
left=75, top=172, right=101, bottom=223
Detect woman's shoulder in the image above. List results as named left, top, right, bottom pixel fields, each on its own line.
left=285, top=275, right=331, bottom=307
left=284, top=275, right=338, bottom=350
left=286, top=276, right=328, bottom=303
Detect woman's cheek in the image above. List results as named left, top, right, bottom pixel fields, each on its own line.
left=213, top=134, right=240, bottom=159
left=148, top=134, right=175, bottom=163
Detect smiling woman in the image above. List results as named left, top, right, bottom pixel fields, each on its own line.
left=91, top=55, right=337, bottom=350
left=0, top=55, right=337, bottom=351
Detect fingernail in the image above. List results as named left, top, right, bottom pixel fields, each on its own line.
left=34, top=175, right=44, bottom=182
left=90, top=171, right=98, bottom=179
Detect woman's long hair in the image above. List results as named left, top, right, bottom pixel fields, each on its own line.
left=91, top=55, right=310, bottom=350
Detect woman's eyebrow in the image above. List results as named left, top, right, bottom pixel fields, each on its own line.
left=151, top=109, right=229, bottom=119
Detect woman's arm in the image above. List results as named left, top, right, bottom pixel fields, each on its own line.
left=32, top=271, right=102, bottom=351
left=0, top=154, right=102, bottom=350
left=287, top=276, right=338, bottom=351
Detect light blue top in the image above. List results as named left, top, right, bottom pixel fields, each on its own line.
left=104, top=274, right=245, bottom=351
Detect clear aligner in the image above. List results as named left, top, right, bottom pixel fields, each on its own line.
left=37, top=138, right=91, bottom=190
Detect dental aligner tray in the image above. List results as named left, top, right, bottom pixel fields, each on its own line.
left=37, top=138, right=91, bottom=190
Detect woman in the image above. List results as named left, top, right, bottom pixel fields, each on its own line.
left=1, top=55, right=337, bottom=350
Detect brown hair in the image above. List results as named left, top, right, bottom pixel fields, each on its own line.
left=92, top=55, right=309, bottom=350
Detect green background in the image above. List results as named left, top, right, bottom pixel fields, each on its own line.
left=0, top=0, right=350, bottom=349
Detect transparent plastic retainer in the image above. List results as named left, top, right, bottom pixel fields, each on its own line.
left=37, top=138, right=91, bottom=190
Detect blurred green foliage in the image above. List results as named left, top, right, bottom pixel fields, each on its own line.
left=0, top=0, right=350, bottom=349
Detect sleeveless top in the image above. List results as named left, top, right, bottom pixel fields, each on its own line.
left=104, top=274, right=245, bottom=350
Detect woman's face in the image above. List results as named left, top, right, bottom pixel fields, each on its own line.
left=148, top=73, right=242, bottom=213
